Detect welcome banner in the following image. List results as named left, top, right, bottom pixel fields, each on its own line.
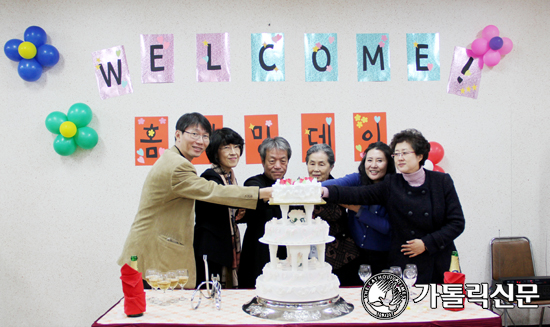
left=304, top=33, right=338, bottom=82
left=406, top=33, right=440, bottom=81
left=140, top=34, right=175, bottom=83
left=251, top=33, right=285, bottom=82
left=356, top=33, right=391, bottom=82
left=447, top=46, right=482, bottom=99
left=92, top=45, right=133, bottom=100
left=196, top=33, right=231, bottom=82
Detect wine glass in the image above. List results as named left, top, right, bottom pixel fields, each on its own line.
left=176, top=269, right=189, bottom=301
left=358, top=264, right=372, bottom=284
left=167, top=271, right=179, bottom=303
left=390, top=266, right=403, bottom=279
left=145, top=269, right=160, bottom=304
left=405, top=263, right=418, bottom=271
left=404, top=264, right=418, bottom=296
left=157, top=273, right=171, bottom=306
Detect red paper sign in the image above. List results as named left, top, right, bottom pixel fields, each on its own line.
left=352, top=112, right=387, bottom=161
left=135, top=117, right=169, bottom=166
left=301, top=113, right=335, bottom=162
left=244, top=114, right=279, bottom=164
left=193, top=115, right=224, bottom=165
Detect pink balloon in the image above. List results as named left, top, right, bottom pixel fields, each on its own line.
left=498, top=37, right=513, bottom=55
left=471, top=38, right=489, bottom=56
left=482, top=25, right=500, bottom=40
left=483, top=50, right=501, bottom=67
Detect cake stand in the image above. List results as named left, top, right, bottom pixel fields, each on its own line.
left=242, top=200, right=354, bottom=322
left=243, top=295, right=354, bottom=322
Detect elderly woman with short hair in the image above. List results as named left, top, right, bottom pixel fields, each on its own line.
left=305, top=143, right=361, bottom=286
left=322, top=129, right=465, bottom=284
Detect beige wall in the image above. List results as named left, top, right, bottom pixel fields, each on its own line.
left=1, top=0, right=549, bottom=325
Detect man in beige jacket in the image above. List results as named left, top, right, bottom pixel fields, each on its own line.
left=118, top=112, right=271, bottom=288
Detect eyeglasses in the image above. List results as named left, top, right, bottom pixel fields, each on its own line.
left=391, top=151, right=415, bottom=158
left=184, top=131, right=210, bottom=142
left=220, top=144, right=242, bottom=152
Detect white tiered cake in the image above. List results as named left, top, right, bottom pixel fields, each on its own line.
left=256, top=178, right=340, bottom=302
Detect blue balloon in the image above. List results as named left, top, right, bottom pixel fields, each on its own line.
left=24, top=26, right=47, bottom=48
left=489, top=36, right=503, bottom=51
left=18, top=58, right=43, bottom=82
left=4, top=39, right=23, bottom=61
left=36, top=44, right=59, bottom=67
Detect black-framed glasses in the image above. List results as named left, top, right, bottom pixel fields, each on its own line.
left=184, top=131, right=210, bottom=142
left=391, top=151, right=415, bottom=158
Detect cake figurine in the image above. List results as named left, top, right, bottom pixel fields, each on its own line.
left=270, top=177, right=325, bottom=227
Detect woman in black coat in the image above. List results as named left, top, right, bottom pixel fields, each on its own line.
left=194, top=128, right=247, bottom=288
left=322, top=129, right=465, bottom=284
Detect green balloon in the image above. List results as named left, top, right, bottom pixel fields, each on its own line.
left=75, top=126, right=98, bottom=149
left=45, top=111, right=67, bottom=134
left=67, top=103, right=93, bottom=128
left=53, top=134, right=77, bottom=156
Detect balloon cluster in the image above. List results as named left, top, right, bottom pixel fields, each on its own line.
left=425, top=142, right=445, bottom=173
left=4, top=26, right=59, bottom=82
left=45, top=103, right=98, bottom=156
left=470, top=25, right=513, bottom=68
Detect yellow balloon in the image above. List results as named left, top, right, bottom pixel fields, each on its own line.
left=59, top=121, right=77, bottom=138
left=18, top=42, right=37, bottom=59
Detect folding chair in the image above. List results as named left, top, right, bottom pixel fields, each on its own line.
left=491, top=236, right=550, bottom=327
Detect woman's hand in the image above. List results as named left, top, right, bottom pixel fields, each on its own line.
left=340, top=204, right=361, bottom=213
left=401, top=239, right=426, bottom=258
left=235, top=208, right=246, bottom=221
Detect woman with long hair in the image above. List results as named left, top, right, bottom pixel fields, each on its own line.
left=322, top=142, right=395, bottom=281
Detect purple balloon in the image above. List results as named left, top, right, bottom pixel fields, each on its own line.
left=489, top=37, right=503, bottom=51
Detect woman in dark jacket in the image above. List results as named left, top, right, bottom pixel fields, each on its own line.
left=322, top=129, right=465, bottom=284
left=194, top=128, right=246, bottom=288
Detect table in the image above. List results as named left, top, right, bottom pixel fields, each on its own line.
left=93, top=288, right=501, bottom=327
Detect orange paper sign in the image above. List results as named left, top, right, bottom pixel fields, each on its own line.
left=135, top=116, right=169, bottom=166
left=244, top=114, right=279, bottom=164
left=353, top=112, right=387, bottom=161
left=301, top=113, right=335, bottom=162
left=193, top=115, right=224, bottom=165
